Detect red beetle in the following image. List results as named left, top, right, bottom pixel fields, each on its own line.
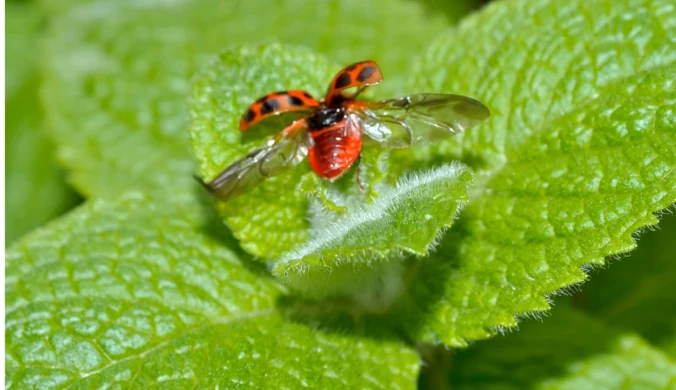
left=197, top=60, right=490, bottom=201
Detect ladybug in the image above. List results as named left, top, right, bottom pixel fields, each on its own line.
left=197, top=60, right=490, bottom=201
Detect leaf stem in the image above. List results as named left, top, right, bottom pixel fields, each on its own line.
left=417, top=343, right=453, bottom=390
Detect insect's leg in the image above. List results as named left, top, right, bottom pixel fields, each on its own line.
left=356, top=154, right=365, bottom=193
left=401, top=121, right=414, bottom=146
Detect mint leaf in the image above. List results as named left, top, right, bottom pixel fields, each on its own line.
left=5, top=2, right=79, bottom=244
left=5, top=193, right=420, bottom=389
left=396, top=0, right=676, bottom=346
left=580, top=212, right=676, bottom=357
left=42, top=0, right=463, bottom=199
left=190, top=45, right=477, bottom=261
left=273, top=164, right=473, bottom=302
left=448, top=308, right=676, bottom=389
left=403, top=0, right=676, bottom=172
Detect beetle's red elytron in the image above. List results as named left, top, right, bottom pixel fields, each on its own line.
left=197, top=60, right=490, bottom=201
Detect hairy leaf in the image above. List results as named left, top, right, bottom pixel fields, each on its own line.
left=395, top=0, right=676, bottom=346
left=41, top=0, right=461, bottom=199
left=581, top=211, right=676, bottom=357
left=5, top=193, right=419, bottom=389
left=274, top=164, right=473, bottom=301
left=190, top=45, right=474, bottom=261
left=449, top=308, right=676, bottom=389
left=5, top=3, right=79, bottom=244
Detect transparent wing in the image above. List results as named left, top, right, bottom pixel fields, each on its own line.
left=353, top=93, right=490, bottom=148
left=196, top=120, right=312, bottom=202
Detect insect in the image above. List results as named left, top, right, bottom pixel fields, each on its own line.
left=197, top=60, right=490, bottom=201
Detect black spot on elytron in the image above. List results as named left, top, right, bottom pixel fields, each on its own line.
left=356, top=66, right=377, bottom=82
left=274, top=90, right=288, bottom=95
left=345, top=63, right=359, bottom=71
left=260, top=99, right=281, bottom=115
left=288, top=96, right=304, bottom=106
left=302, top=91, right=314, bottom=99
left=334, top=72, right=352, bottom=90
left=244, top=109, right=255, bottom=122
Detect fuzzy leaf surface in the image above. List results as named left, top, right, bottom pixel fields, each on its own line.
left=5, top=193, right=419, bottom=389
left=274, top=164, right=473, bottom=299
left=395, top=0, right=676, bottom=346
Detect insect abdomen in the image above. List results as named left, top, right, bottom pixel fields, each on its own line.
left=308, top=121, right=362, bottom=179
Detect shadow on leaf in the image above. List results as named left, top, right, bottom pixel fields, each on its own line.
left=192, top=184, right=275, bottom=279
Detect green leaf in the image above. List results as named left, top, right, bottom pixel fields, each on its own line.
left=394, top=0, right=676, bottom=346
left=5, top=193, right=420, bottom=389
left=448, top=308, right=676, bottom=390
left=580, top=211, right=676, bottom=357
left=191, top=45, right=477, bottom=261
left=41, top=0, right=461, bottom=199
left=5, top=2, right=80, bottom=245
left=273, top=163, right=473, bottom=302
left=403, top=0, right=676, bottom=172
